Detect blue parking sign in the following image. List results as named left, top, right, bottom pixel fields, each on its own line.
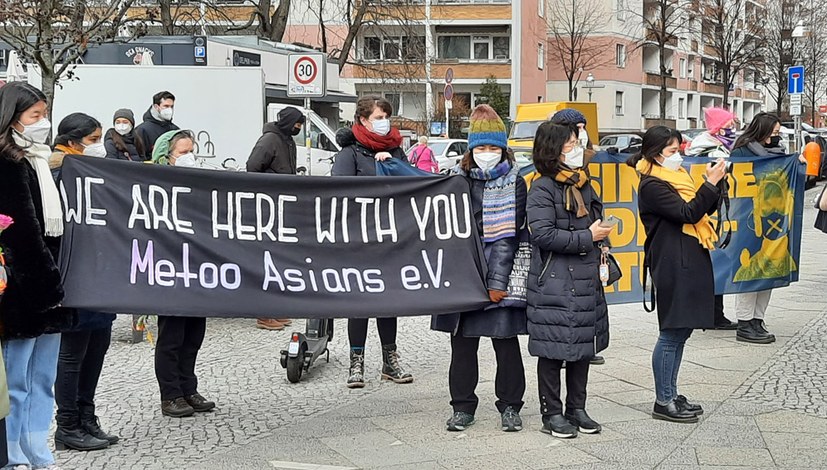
left=788, top=66, right=804, bottom=94
left=194, top=46, right=206, bottom=58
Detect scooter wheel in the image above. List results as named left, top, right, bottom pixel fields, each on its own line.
left=286, top=348, right=305, bottom=383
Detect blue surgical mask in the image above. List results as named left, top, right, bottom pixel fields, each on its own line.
left=370, top=119, right=391, bottom=136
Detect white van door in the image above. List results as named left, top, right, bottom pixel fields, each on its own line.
left=291, top=113, right=340, bottom=176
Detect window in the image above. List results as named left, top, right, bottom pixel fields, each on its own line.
left=364, top=37, right=381, bottom=60
left=616, top=44, right=626, bottom=68
left=438, top=35, right=510, bottom=60
left=680, top=58, right=687, bottom=78
left=616, top=0, right=625, bottom=20
left=383, top=37, right=402, bottom=61
left=539, top=0, right=545, bottom=17
left=678, top=98, right=686, bottom=118
left=538, top=43, right=544, bottom=70
left=402, top=36, right=426, bottom=61
left=615, top=91, right=625, bottom=116
left=0, top=50, right=6, bottom=67
left=384, top=93, right=401, bottom=115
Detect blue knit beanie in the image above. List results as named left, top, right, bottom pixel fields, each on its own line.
left=550, top=108, right=587, bottom=126
left=467, top=104, right=508, bottom=151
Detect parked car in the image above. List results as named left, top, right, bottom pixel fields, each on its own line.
left=596, top=134, right=642, bottom=153
left=406, top=138, right=468, bottom=173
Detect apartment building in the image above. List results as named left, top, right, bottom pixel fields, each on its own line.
left=546, top=0, right=764, bottom=133
left=284, top=0, right=549, bottom=128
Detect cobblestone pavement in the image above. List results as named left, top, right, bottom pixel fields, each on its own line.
left=53, top=186, right=827, bottom=469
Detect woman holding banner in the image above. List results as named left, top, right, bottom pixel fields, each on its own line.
left=331, top=95, right=413, bottom=388
left=729, top=113, right=805, bottom=344
left=526, top=122, right=612, bottom=439
left=151, top=130, right=216, bottom=418
left=630, top=126, right=727, bottom=423
left=0, top=82, right=75, bottom=469
left=432, top=104, right=527, bottom=433
left=50, top=113, right=120, bottom=451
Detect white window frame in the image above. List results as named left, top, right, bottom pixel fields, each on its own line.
left=678, top=98, right=686, bottom=118
left=437, top=34, right=510, bottom=61
left=616, top=44, right=626, bottom=68
left=615, top=91, right=625, bottom=116
left=616, top=0, right=625, bottom=21
left=680, top=58, right=687, bottom=78
left=472, top=35, right=492, bottom=60
left=539, top=0, right=545, bottom=18
left=382, top=36, right=403, bottom=61
left=384, top=92, right=402, bottom=116
left=538, top=42, right=545, bottom=70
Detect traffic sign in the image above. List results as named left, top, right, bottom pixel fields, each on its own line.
left=791, top=104, right=802, bottom=116
left=819, top=105, right=827, bottom=114
left=445, top=67, right=454, bottom=84
left=287, top=53, right=327, bottom=98
left=791, top=94, right=802, bottom=105
left=443, top=84, right=454, bottom=101
left=445, top=100, right=453, bottom=110
left=788, top=66, right=805, bottom=94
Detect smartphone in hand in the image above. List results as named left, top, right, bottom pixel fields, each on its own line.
left=599, top=215, right=620, bottom=228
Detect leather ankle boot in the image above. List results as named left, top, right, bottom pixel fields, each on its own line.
left=381, top=343, right=413, bottom=384
left=54, top=426, right=110, bottom=451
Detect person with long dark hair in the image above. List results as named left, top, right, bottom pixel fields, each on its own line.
left=432, top=105, right=527, bottom=433
left=0, top=82, right=74, bottom=470
left=104, top=108, right=145, bottom=161
left=331, top=95, right=413, bottom=388
left=628, top=126, right=727, bottom=423
left=729, top=113, right=805, bottom=344
left=526, top=122, right=612, bottom=439
left=50, top=113, right=119, bottom=452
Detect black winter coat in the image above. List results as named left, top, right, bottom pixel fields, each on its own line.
left=104, top=129, right=142, bottom=161
left=0, top=154, right=73, bottom=339
left=525, top=175, right=609, bottom=361
left=431, top=165, right=528, bottom=338
left=331, top=128, right=407, bottom=176
left=134, top=108, right=179, bottom=160
left=246, top=108, right=303, bottom=174
left=639, top=176, right=721, bottom=330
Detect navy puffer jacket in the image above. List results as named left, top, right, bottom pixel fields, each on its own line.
left=525, top=175, right=609, bottom=361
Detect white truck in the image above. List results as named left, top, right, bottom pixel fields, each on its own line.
left=31, top=64, right=266, bottom=171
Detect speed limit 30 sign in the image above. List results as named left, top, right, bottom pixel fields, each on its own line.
left=287, top=53, right=327, bottom=98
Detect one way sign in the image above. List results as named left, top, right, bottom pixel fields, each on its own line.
left=788, top=66, right=805, bottom=94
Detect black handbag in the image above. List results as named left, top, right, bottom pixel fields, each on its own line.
left=815, top=186, right=827, bottom=234
left=600, top=248, right=623, bottom=287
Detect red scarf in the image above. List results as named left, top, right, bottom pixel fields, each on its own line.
left=351, top=123, right=403, bottom=152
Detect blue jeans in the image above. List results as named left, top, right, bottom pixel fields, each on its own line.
left=652, top=328, right=693, bottom=405
left=2, top=334, right=61, bottom=469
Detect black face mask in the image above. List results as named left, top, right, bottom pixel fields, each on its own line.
left=765, top=135, right=781, bottom=148
left=291, top=127, right=302, bottom=136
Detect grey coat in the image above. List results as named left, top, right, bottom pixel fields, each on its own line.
left=525, top=175, right=609, bottom=361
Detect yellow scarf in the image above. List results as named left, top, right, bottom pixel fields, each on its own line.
left=636, top=159, right=719, bottom=250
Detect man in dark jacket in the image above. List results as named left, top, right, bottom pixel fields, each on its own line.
left=246, top=107, right=305, bottom=175
left=134, top=91, right=179, bottom=161
left=247, top=106, right=305, bottom=330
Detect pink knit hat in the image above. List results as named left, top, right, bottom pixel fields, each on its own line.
left=704, top=107, right=736, bottom=134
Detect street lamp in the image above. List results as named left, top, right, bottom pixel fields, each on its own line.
left=586, top=73, right=595, bottom=102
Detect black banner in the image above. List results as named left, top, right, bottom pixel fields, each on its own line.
left=58, top=157, right=490, bottom=318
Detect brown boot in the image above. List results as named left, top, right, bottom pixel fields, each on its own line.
left=256, top=319, right=285, bottom=330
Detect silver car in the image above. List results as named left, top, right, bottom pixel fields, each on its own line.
left=407, top=139, right=468, bottom=173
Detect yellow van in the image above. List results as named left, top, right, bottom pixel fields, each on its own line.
left=508, top=102, right=599, bottom=150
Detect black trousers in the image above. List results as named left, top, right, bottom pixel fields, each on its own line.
left=714, top=295, right=726, bottom=323
left=55, top=326, right=112, bottom=427
left=449, top=334, right=525, bottom=415
left=537, top=357, right=590, bottom=416
left=348, top=317, right=397, bottom=349
left=154, top=316, right=206, bottom=401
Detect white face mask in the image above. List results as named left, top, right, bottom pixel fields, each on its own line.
left=564, top=146, right=585, bottom=169
left=578, top=128, right=589, bottom=148
left=660, top=152, right=684, bottom=171
left=159, top=108, right=174, bottom=121
left=18, top=118, right=52, bottom=144
left=370, top=118, right=391, bottom=136
left=174, top=153, right=197, bottom=168
left=473, top=151, right=502, bottom=171
left=114, top=123, right=133, bottom=135
left=82, top=142, right=107, bottom=158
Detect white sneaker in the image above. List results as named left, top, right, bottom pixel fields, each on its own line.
left=12, top=465, right=30, bottom=470
left=35, top=465, right=62, bottom=470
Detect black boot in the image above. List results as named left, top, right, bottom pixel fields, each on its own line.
left=652, top=401, right=699, bottom=423
left=347, top=349, right=365, bottom=389
left=80, top=406, right=119, bottom=445
left=736, top=320, right=774, bottom=344
left=381, top=343, right=413, bottom=384
left=55, top=416, right=110, bottom=451
left=751, top=319, right=776, bottom=343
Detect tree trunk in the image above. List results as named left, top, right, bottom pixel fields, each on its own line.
left=569, top=76, right=575, bottom=101
left=338, top=2, right=368, bottom=72
left=39, top=61, right=57, bottom=119
left=269, top=0, right=291, bottom=42
left=721, top=67, right=730, bottom=109
left=159, top=0, right=175, bottom=35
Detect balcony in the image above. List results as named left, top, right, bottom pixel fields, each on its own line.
left=735, top=88, right=743, bottom=98
left=745, top=90, right=762, bottom=100
left=432, top=62, right=511, bottom=80
left=431, top=1, right=512, bottom=20
left=352, top=62, right=427, bottom=80
left=646, top=72, right=678, bottom=89
left=701, top=82, right=725, bottom=95
left=645, top=28, right=679, bottom=47
left=703, top=44, right=718, bottom=57
left=689, top=80, right=699, bottom=91
left=645, top=118, right=677, bottom=128
left=691, top=39, right=699, bottom=52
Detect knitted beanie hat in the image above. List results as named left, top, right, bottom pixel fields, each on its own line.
left=113, top=108, right=135, bottom=126
left=704, top=107, right=735, bottom=134
left=550, top=108, right=587, bottom=126
left=467, top=104, right=507, bottom=151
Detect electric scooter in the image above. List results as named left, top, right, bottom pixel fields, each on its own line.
left=280, top=318, right=334, bottom=383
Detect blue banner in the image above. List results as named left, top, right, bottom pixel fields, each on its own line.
left=522, top=152, right=805, bottom=304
